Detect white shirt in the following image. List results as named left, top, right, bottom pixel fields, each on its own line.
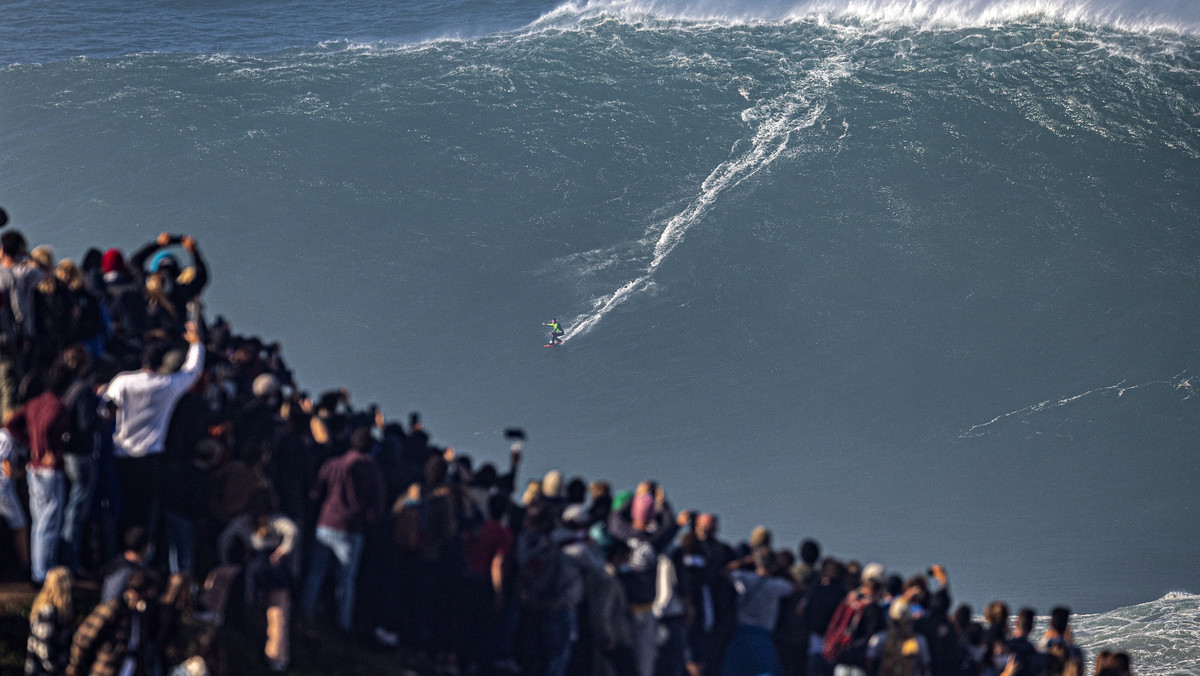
left=104, top=342, right=204, bottom=458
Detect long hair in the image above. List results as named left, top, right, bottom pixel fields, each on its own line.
left=31, top=246, right=58, bottom=295
left=145, top=272, right=177, bottom=317
left=984, top=601, right=1009, bottom=633
left=56, top=259, right=86, bottom=292
left=29, top=566, right=72, bottom=625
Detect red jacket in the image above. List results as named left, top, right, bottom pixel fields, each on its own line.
left=9, top=390, right=67, bottom=469
left=311, top=448, right=385, bottom=533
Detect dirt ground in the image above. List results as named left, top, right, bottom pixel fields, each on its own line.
left=0, top=578, right=443, bottom=675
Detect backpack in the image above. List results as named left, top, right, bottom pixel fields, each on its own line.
left=517, top=532, right=577, bottom=612
left=878, top=624, right=921, bottom=676
left=822, top=591, right=871, bottom=664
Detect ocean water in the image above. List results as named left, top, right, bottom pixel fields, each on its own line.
left=2, top=0, right=1199, bottom=667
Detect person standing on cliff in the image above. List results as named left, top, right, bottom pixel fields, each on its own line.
left=7, top=363, right=72, bottom=584
left=129, top=232, right=209, bottom=322
left=102, top=320, right=205, bottom=536
left=299, top=427, right=385, bottom=634
left=0, top=230, right=43, bottom=419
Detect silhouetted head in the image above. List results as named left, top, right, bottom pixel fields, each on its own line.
left=1049, top=606, right=1071, bottom=634
left=820, top=557, right=846, bottom=582
left=566, top=476, right=587, bottom=504
left=1016, top=607, right=1036, bottom=636
left=799, top=538, right=820, bottom=565
left=141, top=340, right=170, bottom=372
left=1, top=230, right=27, bottom=259
left=350, top=427, right=375, bottom=453
left=124, top=526, right=151, bottom=555
left=81, top=248, right=103, bottom=272
left=487, top=493, right=509, bottom=521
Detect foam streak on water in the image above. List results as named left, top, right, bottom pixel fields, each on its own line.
left=960, top=372, right=1199, bottom=437
left=563, top=69, right=835, bottom=341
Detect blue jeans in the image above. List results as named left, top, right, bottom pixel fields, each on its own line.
left=300, top=526, right=364, bottom=632
left=27, top=467, right=66, bottom=582
left=164, top=511, right=195, bottom=574
left=61, top=453, right=96, bottom=572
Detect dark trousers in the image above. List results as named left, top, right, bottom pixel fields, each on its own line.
left=113, top=454, right=163, bottom=539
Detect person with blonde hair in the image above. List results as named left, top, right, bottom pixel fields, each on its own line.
left=129, top=232, right=208, bottom=329
left=30, top=246, right=69, bottom=369
left=143, top=273, right=180, bottom=335
left=521, top=479, right=544, bottom=506
left=542, top=469, right=563, bottom=500
left=54, top=260, right=106, bottom=355
left=26, top=565, right=74, bottom=675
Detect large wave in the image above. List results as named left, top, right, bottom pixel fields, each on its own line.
left=529, top=0, right=1200, bottom=34
left=544, top=0, right=1200, bottom=342
left=1075, top=592, right=1200, bottom=675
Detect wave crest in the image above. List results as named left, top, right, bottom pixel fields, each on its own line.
left=529, top=0, right=1200, bottom=35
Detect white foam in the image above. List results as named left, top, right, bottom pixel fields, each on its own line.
left=528, top=0, right=1200, bottom=35
left=556, top=52, right=849, bottom=343
left=560, top=61, right=838, bottom=343
left=1074, top=592, right=1200, bottom=675
left=960, top=371, right=1198, bottom=437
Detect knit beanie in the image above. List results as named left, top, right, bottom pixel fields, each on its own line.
left=101, top=249, right=126, bottom=274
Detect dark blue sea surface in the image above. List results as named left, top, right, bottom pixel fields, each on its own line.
left=2, top=1, right=1199, bottom=667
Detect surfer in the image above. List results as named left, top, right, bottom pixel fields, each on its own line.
left=543, top=318, right=564, bottom=345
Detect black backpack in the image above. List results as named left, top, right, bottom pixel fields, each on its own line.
left=518, top=533, right=575, bottom=611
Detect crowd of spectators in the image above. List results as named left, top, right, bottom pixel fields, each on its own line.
left=0, top=207, right=1136, bottom=676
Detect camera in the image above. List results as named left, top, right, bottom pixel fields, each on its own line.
left=504, top=427, right=526, bottom=441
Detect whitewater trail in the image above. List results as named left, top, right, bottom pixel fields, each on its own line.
left=561, top=69, right=839, bottom=342
left=959, top=371, right=1198, bottom=438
